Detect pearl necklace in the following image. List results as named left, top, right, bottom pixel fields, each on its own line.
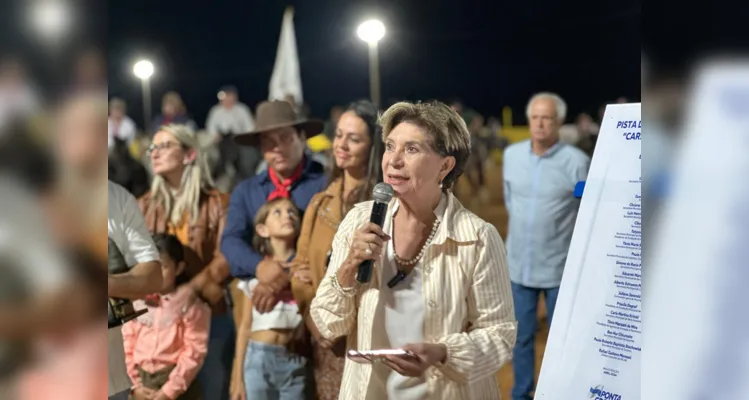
left=393, top=218, right=440, bottom=266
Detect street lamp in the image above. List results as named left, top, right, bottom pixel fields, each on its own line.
left=133, top=60, right=155, bottom=130
left=357, top=19, right=385, bottom=108
left=29, top=0, right=71, bottom=43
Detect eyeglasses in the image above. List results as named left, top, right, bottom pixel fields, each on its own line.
left=147, top=141, right=181, bottom=154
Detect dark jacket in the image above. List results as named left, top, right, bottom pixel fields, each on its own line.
left=221, top=155, right=327, bottom=278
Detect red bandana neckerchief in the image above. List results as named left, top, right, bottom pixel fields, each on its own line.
left=267, top=158, right=305, bottom=201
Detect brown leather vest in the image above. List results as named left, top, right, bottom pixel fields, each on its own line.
left=138, top=189, right=231, bottom=315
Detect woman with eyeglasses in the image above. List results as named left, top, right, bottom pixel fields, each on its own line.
left=138, top=124, right=234, bottom=400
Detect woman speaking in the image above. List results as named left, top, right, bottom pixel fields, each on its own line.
left=310, top=101, right=517, bottom=399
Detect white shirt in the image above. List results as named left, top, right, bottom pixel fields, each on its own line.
left=205, top=103, right=255, bottom=136
left=107, top=181, right=160, bottom=268
left=378, top=195, right=448, bottom=400
left=0, top=175, right=70, bottom=293
left=238, top=278, right=302, bottom=332
left=0, top=84, right=39, bottom=132
left=107, top=181, right=160, bottom=396
left=108, top=116, right=137, bottom=149
left=311, top=193, right=517, bottom=400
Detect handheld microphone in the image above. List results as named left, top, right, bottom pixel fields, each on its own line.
left=356, top=183, right=394, bottom=283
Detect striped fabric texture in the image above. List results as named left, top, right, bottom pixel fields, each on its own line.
left=310, top=193, right=517, bottom=399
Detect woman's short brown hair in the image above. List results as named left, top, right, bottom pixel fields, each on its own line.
left=379, top=101, right=471, bottom=191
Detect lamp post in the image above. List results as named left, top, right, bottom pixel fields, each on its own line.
left=133, top=59, right=155, bottom=131
left=357, top=19, right=385, bottom=108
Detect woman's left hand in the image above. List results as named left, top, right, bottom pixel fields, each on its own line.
left=384, top=343, right=447, bottom=377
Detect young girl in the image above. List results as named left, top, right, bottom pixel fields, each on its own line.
left=231, top=197, right=313, bottom=400
left=123, top=234, right=211, bottom=400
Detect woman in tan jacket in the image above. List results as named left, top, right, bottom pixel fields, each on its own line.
left=137, top=124, right=232, bottom=400
left=291, top=100, right=383, bottom=399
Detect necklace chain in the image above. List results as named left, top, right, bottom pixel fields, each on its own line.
left=393, top=218, right=440, bottom=266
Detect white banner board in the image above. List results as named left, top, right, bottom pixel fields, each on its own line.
left=535, top=103, right=641, bottom=400
left=641, top=62, right=749, bottom=399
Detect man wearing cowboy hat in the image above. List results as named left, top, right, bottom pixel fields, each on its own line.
left=221, top=100, right=327, bottom=310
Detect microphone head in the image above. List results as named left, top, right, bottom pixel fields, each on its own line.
left=372, top=182, right=394, bottom=204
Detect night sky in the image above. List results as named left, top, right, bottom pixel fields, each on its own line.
left=108, top=0, right=641, bottom=128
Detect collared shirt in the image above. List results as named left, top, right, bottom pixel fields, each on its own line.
left=221, top=154, right=327, bottom=278
left=122, top=286, right=211, bottom=399
left=502, top=140, right=590, bottom=288
left=310, top=193, right=517, bottom=400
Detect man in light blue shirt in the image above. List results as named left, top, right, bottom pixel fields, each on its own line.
left=503, top=92, right=590, bottom=400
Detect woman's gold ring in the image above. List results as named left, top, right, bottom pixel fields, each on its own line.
left=365, top=244, right=373, bottom=256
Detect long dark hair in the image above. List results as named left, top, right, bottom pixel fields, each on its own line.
left=328, top=100, right=384, bottom=213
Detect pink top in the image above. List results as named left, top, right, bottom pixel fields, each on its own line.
left=18, top=320, right=108, bottom=400
left=122, top=286, right=210, bottom=399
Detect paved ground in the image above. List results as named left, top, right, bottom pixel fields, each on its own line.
left=454, top=160, right=549, bottom=399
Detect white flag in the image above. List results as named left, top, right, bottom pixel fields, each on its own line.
left=269, top=7, right=303, bottom=105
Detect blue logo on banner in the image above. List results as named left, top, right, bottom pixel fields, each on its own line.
left=589, top=385, right=622, bottom=400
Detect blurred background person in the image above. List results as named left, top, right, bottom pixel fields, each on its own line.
left=466, top=113, right=487, bottom=190
left=291, top=99, right=383, bottom=400
left=52, top=92, right=110, bottom=257
left=573, top=112, right=599, bottom=157
left=138, top=124, right=234, bottom=400
left=502, top=92, right=590, bottom=400
left=108, top=94, right=149, bottom=199
left=108, top=97, right=137, bottom=151
left=641, top=67, right=685, bottom=227
left=205, top=85, right=259, bottom=189
left=0, top=133, right=98, bottom=399
left=108, top=136, right=150, bottom=198
left=0, top=58, right=40, bottom=133
left=149, top=91, right=197, bottom=136
left=322, top=104, right=344, bottom=140
left=73, top=48, right=106, bottom=92
left=46, top=91, right=161, bottom=399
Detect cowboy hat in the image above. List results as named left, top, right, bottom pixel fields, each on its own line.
left=234, top=100, right=324, bottom=146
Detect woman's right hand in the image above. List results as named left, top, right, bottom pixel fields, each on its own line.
left=336, top=222, right=390, bottom=288
left=230, top=376, right=246, bottom=400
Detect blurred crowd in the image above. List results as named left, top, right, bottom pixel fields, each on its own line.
left=107, top=84, right=624, bottom=199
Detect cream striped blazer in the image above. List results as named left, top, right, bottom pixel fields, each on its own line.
left=310, top=193, right=517, bottom=399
